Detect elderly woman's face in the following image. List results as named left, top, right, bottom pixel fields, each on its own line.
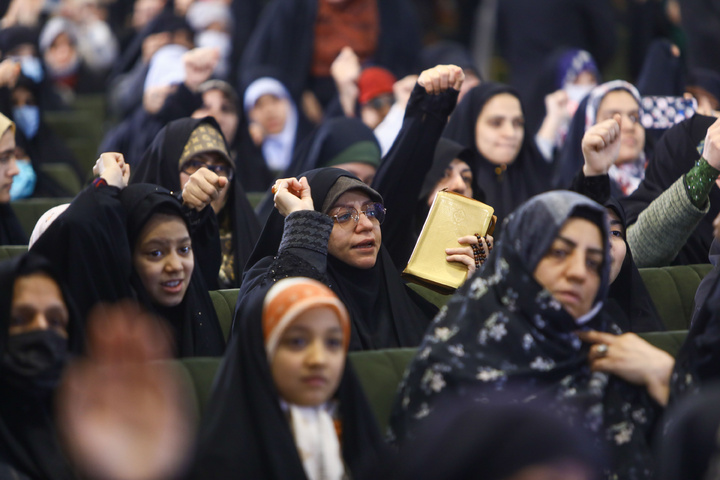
left=327, top=190, right=382, bottom=269
left=595, top=90, right=645, bottom=165
left=474, top=93, right=524, bottom=166
left=10, top=273, right=69, bottom=338
left=533, top=218, right=604, bottom=319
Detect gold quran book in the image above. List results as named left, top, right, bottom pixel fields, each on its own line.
left=402, top=190, right=495, bottom=294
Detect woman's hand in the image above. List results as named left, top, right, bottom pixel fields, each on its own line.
left=446, top=234, right=493, bottom=277
left=93, top=152, right=130, bottom=189
left=577, top=330, right=674, bottom=406
left=273, top=177, right=314, bottom=217
left=417, top=64, right=464, bottom=95
left=182, top=168, right=228, bottom=212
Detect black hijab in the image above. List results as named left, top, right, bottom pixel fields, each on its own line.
left=119, top=184, right=226, bottom=357
left=604, top=198, right=664, bottom=333
left=442, top=82, right=553, bottom=234
left=0, top=253, right=82, bottom=480
left=132, top=116, right=261, bottom=289
left=241, top=167, right=437, bottom=351
left=389, top=190, right=659, bottom=479
left=188, top=276, right=388, bottom=479
left=31, top=183, right=225, bottom=357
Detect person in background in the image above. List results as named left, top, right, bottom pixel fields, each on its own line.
left=0, top=252, right=83, bottom=480
left=0, top=111, right=24, bottom=245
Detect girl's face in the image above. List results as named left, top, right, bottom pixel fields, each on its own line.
left=595, top=90, right=645, bottom=165
left=533, top=218, right=604, bottom=319
left=132, top=213, right=194, bottom=307
left=271, top=306, right=346, bottom=407
left=474, top=93, right=524, bottom=166
left=249, top=94, right=290, bottom=136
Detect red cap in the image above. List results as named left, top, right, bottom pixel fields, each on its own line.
left=358, top=66, right=396, bottom=105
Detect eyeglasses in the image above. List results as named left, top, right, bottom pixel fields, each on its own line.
left=329, top=203, right=386, bottom=229
left=180, top=160, right=234, bottom=179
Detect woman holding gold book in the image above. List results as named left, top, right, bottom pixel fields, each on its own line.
left=234, top=65, right=487, bottom=350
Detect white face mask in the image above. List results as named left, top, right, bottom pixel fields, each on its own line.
left=564, top=84, right=595, bottom=105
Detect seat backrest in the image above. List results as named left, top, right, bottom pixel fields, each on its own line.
left=0, top=245, right=27, bottom=260
left=208, top=289, right=239, bottom=340
left=638, top=264, right=712, bottom=330
left=10, top=197, right=74, bottom=237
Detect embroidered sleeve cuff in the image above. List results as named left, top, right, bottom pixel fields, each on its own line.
left=685, top=157, right=720, bottom=208
left=279, top=210, right=333, bottom=255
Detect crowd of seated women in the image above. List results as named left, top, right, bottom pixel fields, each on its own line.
left=4, top=0, right=720, bottom=479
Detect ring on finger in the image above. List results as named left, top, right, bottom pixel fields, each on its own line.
left=596, top=343, right=609, bottom=357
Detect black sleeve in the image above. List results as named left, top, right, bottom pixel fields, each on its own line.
left=31, top=184, right=134, bottom=322
left=183, top=203, right=222, bottom=291
left=154, top=83, right=203, bottom=124
left=372, top=84, right=459, bottom=269
left=569, top=169, right=612, bottom=205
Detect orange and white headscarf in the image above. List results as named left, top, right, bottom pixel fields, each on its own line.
left=263, top=277, right=350, bottom=361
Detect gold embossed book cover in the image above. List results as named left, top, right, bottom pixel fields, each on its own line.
left=402, top=190, right=495, bottom=294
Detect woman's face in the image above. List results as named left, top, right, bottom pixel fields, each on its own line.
left=607, top=209, right=627, bottom=284
left=179, top=151, right=233, bottom=214
left=595, top=90, right=645, bottom=165
left=249, top=94, right=290, bottom=136
left=327, top=190, right=382, bottom=269
left=533, top=218, right=604, bottom=319
left=192, top=89, right=239, bottom=145
left=271, top=306, right=346, bottom=407
left=9, top=273, right=69, bottom=338
left=133, top=213, right=194, bottom=307
left=44, top=32, right=78, bottom=73
left=474, top=93, right=524, bottom=165
left=427, top=158, right=473, bottom=207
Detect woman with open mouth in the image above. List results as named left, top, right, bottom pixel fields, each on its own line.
left=31, top=152, right=225, bottom=357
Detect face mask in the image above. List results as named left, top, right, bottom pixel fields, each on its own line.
left=1, top=329, right=68, bottom=397
left=18, top=56, right=44, bottom=84
left=13, top=105, right=40, bottom=139
left=195, top=30, right=231, bottom=78
left=564, top=84, right=595, bottom=105
left=9, top=158, right=36, bottom=200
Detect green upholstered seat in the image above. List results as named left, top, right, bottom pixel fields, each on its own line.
left=0, top=245, right=27, bottom=260
left=10, top=197, right=74, bottom=237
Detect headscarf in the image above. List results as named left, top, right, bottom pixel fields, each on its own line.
left=556, top=80, right=647, bottom=197
left=442, top=82, right=553, bottom=233
left=31, top=183, right=225, bottom=357
left=243, top=76, right=299, bottom=172
left=119, top=184, right=226, bottom=357
left=188, top=275, right=388, bottom=479
left=603, top=198, right=664, bottom=333
left=0, top=253, right=82, bottom=480
left=132, top=116, right=261, bottom=289
left=241, top=167, right=437, bottom=351
left=389, top=190, right=659, bottom=479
